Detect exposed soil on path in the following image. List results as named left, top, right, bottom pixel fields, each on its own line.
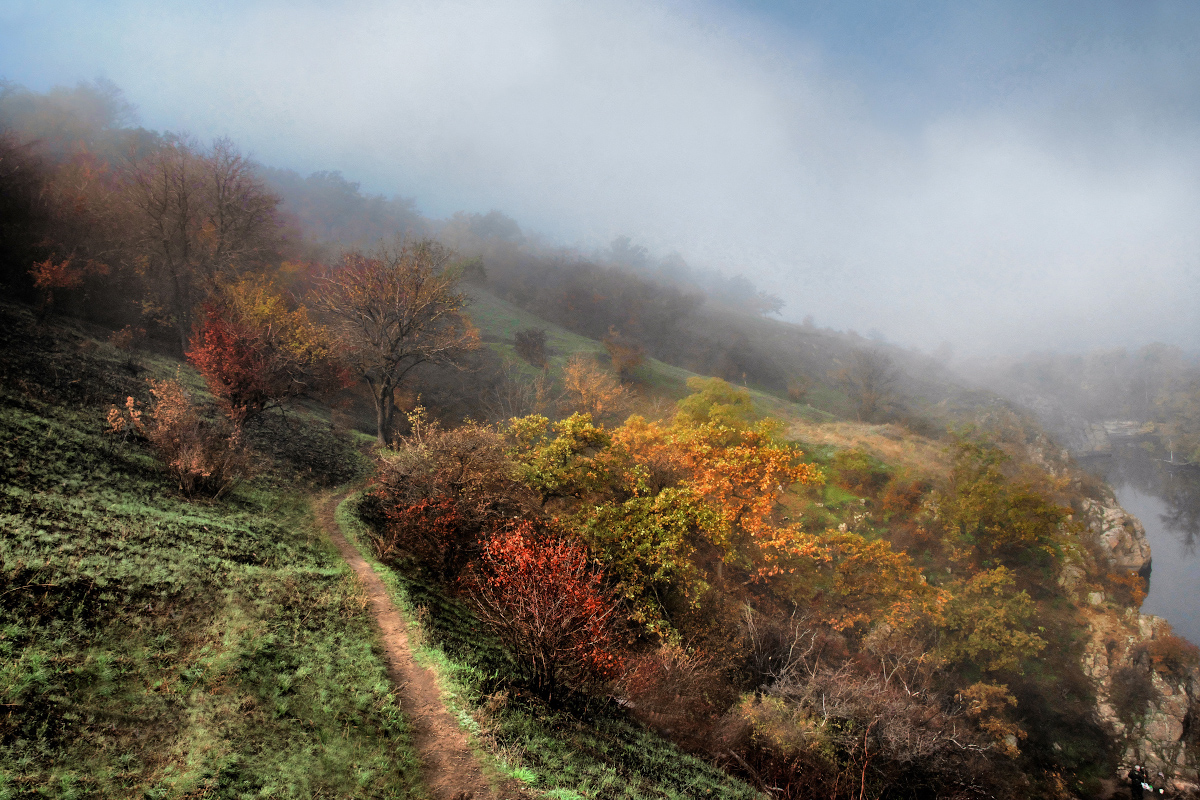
left=318, top=493, right=523, bottom=800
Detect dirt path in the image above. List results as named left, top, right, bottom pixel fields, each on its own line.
left=318, top=494, right=516, bottom=800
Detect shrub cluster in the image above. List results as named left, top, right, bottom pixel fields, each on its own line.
left=360, top=385, right=1108, bottom=798
left=108, top=378, right=251, bottom=498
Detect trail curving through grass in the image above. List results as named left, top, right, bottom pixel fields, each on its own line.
left=318, top=492, right=519, bottom=800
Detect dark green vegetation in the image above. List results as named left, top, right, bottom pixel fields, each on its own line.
left=0, top=303, right=422, bottom=799
left=335, top=497, right=763, bottom=800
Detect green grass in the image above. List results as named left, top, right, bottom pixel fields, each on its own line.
left=466, top=287, right=604, bottom=363
left=335, top=495, right=765, bottom=800
left=0, top=304, right=424, bottom=799
left=466, top=287, right=837, bottom=422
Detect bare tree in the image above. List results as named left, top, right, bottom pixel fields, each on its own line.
left=836, top=348, right=900, bottom=422
left=482, top=357, right=552, bottom=421
left=124, top=136, right=280, bottom=349
left=315, top=239, right=479, bottom=444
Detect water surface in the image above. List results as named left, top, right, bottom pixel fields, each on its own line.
left=1084, top=443, right=1200, bottom=645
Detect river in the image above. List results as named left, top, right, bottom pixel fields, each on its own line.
left=1082, top=442, right=1200, bottom=645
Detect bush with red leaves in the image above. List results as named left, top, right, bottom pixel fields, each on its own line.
left=468, top=521, right=623, bottom=702
left=187, top=291, right=348, bottom=427
left=376, top=497, right=470, bottom=580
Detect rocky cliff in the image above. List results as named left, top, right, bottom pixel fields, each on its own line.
left=1080, top=609, right=1199, bottom=785
left=1070, top=495, right=1198, bottom=788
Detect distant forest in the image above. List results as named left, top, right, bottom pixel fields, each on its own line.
left=0, top=78, right=976, bottom=431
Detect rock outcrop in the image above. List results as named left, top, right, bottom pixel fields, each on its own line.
left=1080, top=495, right=1152, bottom=575
left=1081, top=609, right=1199, bottom=780
left=1062, top=486, right=1197, bottom=780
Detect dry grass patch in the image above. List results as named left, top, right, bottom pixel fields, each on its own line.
left=789, top=419, right=949, bottom=480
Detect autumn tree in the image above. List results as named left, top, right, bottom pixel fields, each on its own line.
left=505, top=413, right=612, bottom=505
left=29, top=147, right=126, bottom=318
left=315, top=239, right=479, bottom=443
left=560, top=353, right=629, bottom=421
left=674, top=376, right=755, bottom=430
left=937, top=567, right=1046, bottom=674
left=577, top=488, right=714, bottom=630
left=124, top=136, right=282, bottom=349
left=186, top=278, right=347, bottom=427
left=28, top=256, right=108, bottom=319
left=602, top=326, right=645, bottom=381
left=786, top=374, right=812, bottom=404
left=939, top=436, right=1067, bottom=572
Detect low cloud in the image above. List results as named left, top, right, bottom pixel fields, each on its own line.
left=2, top=0, right=1197, bottom=353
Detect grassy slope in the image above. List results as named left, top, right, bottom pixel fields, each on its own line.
left=465, top=288, right=836, bottom=422
left=0, top=305, right=423, bottom=799
left=335, top=496, right=764, bottom=800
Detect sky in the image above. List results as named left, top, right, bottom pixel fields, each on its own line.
left=1, top=0, right=1197, bottom=355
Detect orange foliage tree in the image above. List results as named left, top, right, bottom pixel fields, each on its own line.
left=609, top=414, right=822, bottom=569
left=560, top=354, right=629, bottom=421
left=28, top=256, right=108, bottom=318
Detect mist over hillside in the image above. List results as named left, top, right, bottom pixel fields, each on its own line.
left=4, top=7, right=1200, bottom=797
left=3, top=0, right=1197, bottom=355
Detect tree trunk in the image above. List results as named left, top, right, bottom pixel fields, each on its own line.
left=373, top=380, right=395, bottom=445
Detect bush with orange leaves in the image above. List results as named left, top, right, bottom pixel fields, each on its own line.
left=1137, top=632, right=1200, bottom=680
left=467, top=521, right=623, bottom=703
left=560, top=354, right=629, bottom=421
left=108, top=378, right=250, bottom=498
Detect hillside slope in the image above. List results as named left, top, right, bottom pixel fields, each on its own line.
left=0, top=303, right=423, bottom=799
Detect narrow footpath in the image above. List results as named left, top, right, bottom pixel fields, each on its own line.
left=318, top=494, right=518, bottom=800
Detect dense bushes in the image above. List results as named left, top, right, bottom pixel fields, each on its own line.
left=358, top=380, right=1112, bottom=796
left=367, top=412, right=532, bottom=579
left=468, top=521, right=623, bottom=702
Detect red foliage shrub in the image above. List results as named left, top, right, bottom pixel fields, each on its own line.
left=882, top=477, right=927, bottom=515
left=376, top=497, right=470, bottom=579
left=188, top=302, right=279, bottom=426
left=187, top=293, right=348, bottom=427
left=108, top=324, right=146, bottom=352
left=467, top=521, right=623, bottom=702
left=367, top=418, right=533, bottom=580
